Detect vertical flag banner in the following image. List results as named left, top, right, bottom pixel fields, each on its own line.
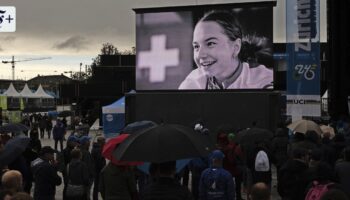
left=20, top=98, right=24, bottom=110
left=286, top=0, right=321, bottom=117
left=0, top=96, right=7, bottom=110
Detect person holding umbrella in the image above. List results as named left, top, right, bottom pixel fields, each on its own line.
left=99, top=160, right=139, bottom=200
left=99, top=134, right=142, bottom=200
left=140, top=161, right=193, bottom=200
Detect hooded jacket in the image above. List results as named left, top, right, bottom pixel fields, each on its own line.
left=31, top=157, right=62, bottom=199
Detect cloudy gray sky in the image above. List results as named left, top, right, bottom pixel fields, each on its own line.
left=0, top=0, right=327, bottom=80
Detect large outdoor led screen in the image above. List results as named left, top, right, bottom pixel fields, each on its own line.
left=135, top=2, right=274, bottom=90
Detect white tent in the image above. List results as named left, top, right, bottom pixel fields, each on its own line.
left=3, top=83, right=21, bottom=97
left=33, top=84, right=54, bottom=99
left=322, top=90, right=328, bottom=99
left=19, top=83, right=35, bottom=98
left=322, top=90, right=328, bottom=113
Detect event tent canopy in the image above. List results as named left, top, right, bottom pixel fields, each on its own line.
left=19, top=83, right=35, bottom=98
left=102, top=96, right=125, bottom=138
left=33, top=84, right=54, bottom=99
left=3, top=83, right=21, bottom=97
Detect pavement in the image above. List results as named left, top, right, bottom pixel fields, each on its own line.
left=37, top=130, right=281, bottom=200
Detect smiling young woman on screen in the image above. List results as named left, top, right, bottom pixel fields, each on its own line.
left=178, top=10, right=273, bottom=90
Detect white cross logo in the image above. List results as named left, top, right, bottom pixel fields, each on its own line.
left=138, top=34, right=179, bottom=82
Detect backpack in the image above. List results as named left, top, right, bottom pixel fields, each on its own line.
left=305, top=181, right=334, bottom=200
left=254, top=150, right=270, bottom=172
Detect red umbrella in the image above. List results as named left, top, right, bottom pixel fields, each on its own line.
left=102, top=134, right=143, bottom=166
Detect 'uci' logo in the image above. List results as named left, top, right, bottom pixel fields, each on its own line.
left=0, top=7, right=16, bottom=32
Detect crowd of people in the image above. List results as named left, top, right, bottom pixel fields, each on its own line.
left=1, top=116, right=350, bottom=200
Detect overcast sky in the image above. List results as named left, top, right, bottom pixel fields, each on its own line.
left=0, top=0, right=327, bottom=80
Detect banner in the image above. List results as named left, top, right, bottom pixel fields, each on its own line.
left=20, top=98, right=24, bottom=110
left=0, top=96, right=7, bottom=110
left=286, top=0, right=321, bottom=117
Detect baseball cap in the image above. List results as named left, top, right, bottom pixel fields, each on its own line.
left=39, top=146, right=56, bottom=155
left=67, top=135, right=78, bottom=143
left=79, top=135, right=91, bottom=144
left=211, top=150, right=225, bottom=160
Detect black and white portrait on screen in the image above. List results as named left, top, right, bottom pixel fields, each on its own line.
left=135, top=4, right=274, bottom=90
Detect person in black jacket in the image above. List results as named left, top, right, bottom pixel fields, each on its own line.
left=61, top=135, right=79, bottom=200
left=140, top=161, right=193, bottom=200
left=271, top=128, right=289, bottom=170
left=31, top=146, right=62, bottom=200
left=277, top=147, right=309, bottom=200
left=65, top=148, right=90, bottom=200
left=91, top=136, right=106, bottom=200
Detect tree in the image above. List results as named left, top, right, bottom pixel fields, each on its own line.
left=100, top=43, right=119, bottom=55
left=120, top=46, right=136, bottom=55
left=91, top=43, right=135, bottom=67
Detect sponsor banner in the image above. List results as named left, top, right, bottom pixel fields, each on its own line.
left=286, top=0, right=321, bottom=117
left=287, top=95, right=321, bottom=116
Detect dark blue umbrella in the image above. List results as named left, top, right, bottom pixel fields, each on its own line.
left=0, top=135, right=30, bottom=167
left=0, top=123, right=30, bottom=134
left=122, top=120, right=157, bottom=134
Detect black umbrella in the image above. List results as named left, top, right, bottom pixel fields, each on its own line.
left=58, top=110, right=73, bottom=117
left=122, top=120, right=157, bottom=134
left=235, top=128, right=273, bottom=146
left=0, top=123, right=30, bottom=134
left=113, top=123, right=215, bottom=163
left=0, top=135, right=31, bottom=167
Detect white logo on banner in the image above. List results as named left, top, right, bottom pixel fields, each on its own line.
left=106, top=114, right=113, bottom=122
left=138, top=34, right=179, bottom=82
left=287, top=95, right=321, bottom=117
left=294, top=64, right=316, bottom=80
left=0, top=7, right=16, bottom=32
